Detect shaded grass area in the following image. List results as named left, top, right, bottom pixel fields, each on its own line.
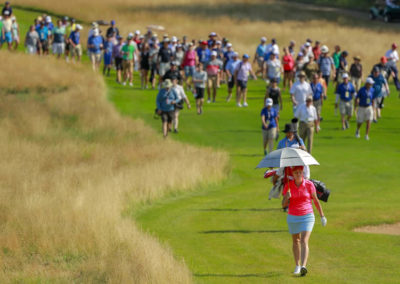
left=287, top=0, right=374, bottom=10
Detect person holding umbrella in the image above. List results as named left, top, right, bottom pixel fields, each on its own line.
left=282, top=165, right=327, bottom=276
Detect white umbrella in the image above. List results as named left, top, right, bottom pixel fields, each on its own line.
left=256, top=148, right=319, bottom=168
left=146, top=25, right=165, bottom=31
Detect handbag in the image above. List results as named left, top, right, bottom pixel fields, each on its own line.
left=310, top=179, right=330, bottom=202
left=175, top=101, right=184, bottom=110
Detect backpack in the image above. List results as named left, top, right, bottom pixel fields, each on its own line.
left=310, top=179, right=330, bottom=202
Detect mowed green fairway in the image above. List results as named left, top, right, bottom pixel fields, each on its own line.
left=10, top=7, right=400, bottom=283
left=108, top=74, right=400, bottom=283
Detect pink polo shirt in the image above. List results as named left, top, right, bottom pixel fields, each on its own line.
left=282, top=179, right=316, bottom=216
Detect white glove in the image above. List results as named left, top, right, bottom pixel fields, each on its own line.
left=321, top=216, right=327, bottom=227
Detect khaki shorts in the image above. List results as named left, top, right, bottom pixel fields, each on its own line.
left=71, top=44, right=82, bottom=57
left=357, top=106, right=373, bottom=123
left=313, top=99, right=322, bottom=116
left=207, top=75, right=218, bottom=89
left=339, top=100, right=353, bottom=116
left=123, top=60, right=134, bottom=73
left=262, top=128, right=277, bottom=142
left=350, top=77, right=362, bottom=91
left=90, top=52, right=102, bottom=64
left=257, top=56, right=264, bottom=68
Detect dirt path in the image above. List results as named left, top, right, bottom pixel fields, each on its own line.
left=354, top=223, right=400, bottom=236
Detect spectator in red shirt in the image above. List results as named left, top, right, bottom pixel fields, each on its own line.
left=282, top=47, right=295, bottom=90
left=282, top=166, right=326, bottom=277
left=312, top=41, right=321, bottom=61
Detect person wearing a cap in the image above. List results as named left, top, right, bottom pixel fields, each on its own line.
left=369, top=67, right=389, bottom=123
left=88, top=22, right=98, bottom=38
left=121, top=35, right=135, bottom=85
left=335, top=73, right=356, bottom=130
left=156, top=79, right=178, bottom=138
left=197, top=40, right=211, bottom=66
left=385, top=43, right=400, bottom=90
left=52, top=19, right=66, bottom=59
left=265, top=78, right=282, bottom=115
left=282, top=165, right=326, bottom=277
left=290, top=71, right=312, bottom=114
left=157, top=38, right=173, bottom=85
left=355, top=78, right=375, bottom=140
left=68, top=24, right=82, bottom=62
left=2, top=1, right=12, bottom=17
left=172, top=78, right=191, bottom=133
left=182, top=42, right=197, bottom=90
left=45, top=16, right=54, bottom=32
left=37, top=21, right=49, bottom=55
left=294, top=96, right=319, bottom=153
left=24, top=25, right=39, bottom=55
left=310, top=73, right=324, bottom=129
left=207, top=32, right=219, bottom=48
left=277, top=123, right=305, bottom=150
left=106, top=20, right=119, bottom=39
left=1, top=9, right=12, bottom=50
left=371, top=56, right=390, bottom=79
left=235, top=54, right=256, bottom=107
left=264, top=51, right=282, bottom=84
left=192, top=63, right=207, bottom=114
left=225, top=52, right=240, bottom=102
left=264, top=38, right=279, bottom=63
left=301, top=41, right=313, bottom=64
left=87, top=28, right=103, bottom=71
left=349, top=56, right=363, bottom=91
left=336, top=51, right=349, bottom=86
left=312, top=41, right=321, bottom=61
left=205, top=50, right=223, bottom=103
left=282, top=47, right=295, bottom=90
left=261, top=98, right=279, bottom=155
left=163, top=61, right=182, bottom=83
left=253, top=37, right=267, bottom=77
left=103, top=34, right=114, bottom=76
left=317, top=45, right=335, bottom=86
left=222, top=42, right=234, bottom=84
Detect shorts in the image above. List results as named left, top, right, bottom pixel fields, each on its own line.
left=357, top=106, right=373, bottom=123
left=161, top=111, right=174, bottom=123
left=237, top=79, right=247, bottom=89
left=268, top=76, right=281, bottom=84
left=140, top=60, right=150, bottom=71
left=12, top=35, right=19, bottom=42
left=65, top=42, right=71, bottom=52
left=52, top=42, right=65, bottom=55
left=104, top=52, right=112, bottom=65
left=284, top=70, right=294, bottom=77
left=115, top=57, right=123, bottom=71
left=272, top=104, right=280, bottom=114
left=90, top=52, right=102, bottom=64
left=313, top=99, right=322, bottom=116
left=350, top=77, right=362, bottom=91
left=262, top=128, right=277, bottom=142
left=4, top=31, right=12, bottom=43
left=228, top=77, right=235, bottom=89
left=207, top=75, right=218, bottom=89
left=123, top=60, right=133, bottom=73
left=159, top=62, right=170, bottom=77
left=195, top=87, right=205, bottom=99
left=40, top=39, right=49, bottom=52
left=71, top=44, right=82, bottom=57
left=339, top=100, right=353, bottom=116
left=373, top=97, right=384, bottom=109
left=257, top=56, right=264, bottom=68
left=26, top=44, right=37, bottom=54
left=287, top=213, right=315, bottom=235
left=184, top=65, right=195, bottom=77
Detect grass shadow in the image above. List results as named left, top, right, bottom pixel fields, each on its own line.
left=194, top=271, right=281, bottom=278
left=199, top=229, right=286, bottom=234
left=194, top=208, right=281, bottom=212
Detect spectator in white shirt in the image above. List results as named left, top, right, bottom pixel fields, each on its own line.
left=290, top=71, right=312, bottom=114
left=294, top=96, right=319, bottom=153
left=385, top=43, right=400, bottom=90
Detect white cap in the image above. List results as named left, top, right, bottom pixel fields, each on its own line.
left=4, top=10, right=10, bottom=16
left=171, top=36, right=177, bottom=42
left=226, top=43, right=232, bottom=48
left=92, top=22, right=98, bottom=28
left=342, top=73, right=349, bottom=79
left=211, top=51, right=217, bottom=56
left=321, top=45, right=329, bottom=53
left=209, top=32, right=217, bottom=36
left=216, top=40, right=221, bottom=45
left=305, top=42, right=311, bottom=47
left=233, top=52, right=239, bottom=57
left=266, top=98, right=273, bottom=106
left=76, top=24, right=83, bottom=30
left=128, top=32, right=134, bottom=38
left=93, top=28, right=99, bottom=36
left=135, top=30, right=141, bottom=35
left=366, top=77, right=375, bottom=84
left=261, top=37, right=267, bottom=42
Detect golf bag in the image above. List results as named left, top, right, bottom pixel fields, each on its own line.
left=310, top=179, right=330, bottom=202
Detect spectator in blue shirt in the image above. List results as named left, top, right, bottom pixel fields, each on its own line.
left=277, top=123, right=306, bottom=150
left=355, top=78, right=374, bottom=140
left=68, top=25, right=82, bottom=62
left=335, top=73, right=356, bottom=130
left=310, top=74, right=324, bottom=127
left=369, top=67, right=390, bottom=123
left=87, top=28, right=103, bottom=71
left=261, top=98, right=279, bottom=155
left=225, top=52, right=240, bottom=102
left=156, top=79, right=178, bottom=138
left=197, top=41, right=211, bottom=65
left=317, top=45, right=335, bottom=86
left=37, top=22, right=49, bottom=55
left=253, top=37, right=267, bottom=77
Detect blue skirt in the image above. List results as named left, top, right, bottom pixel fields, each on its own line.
left=287, top=213, right=315, bottom=234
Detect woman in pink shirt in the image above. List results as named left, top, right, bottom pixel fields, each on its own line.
left=182, top=43, right=197, bottom=90
left=282, top=47, right=295, bottom=91
left=282, top=166, right=327, bottom=277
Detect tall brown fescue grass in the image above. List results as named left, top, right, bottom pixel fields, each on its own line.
left=14, top=0, right=400, bottom=71
left=0, top=52, right=229, bottom=282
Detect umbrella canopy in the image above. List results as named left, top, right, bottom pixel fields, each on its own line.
left=256, top=148, right=319, bottom=168
left=146, top=25, right=165, bottom=31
